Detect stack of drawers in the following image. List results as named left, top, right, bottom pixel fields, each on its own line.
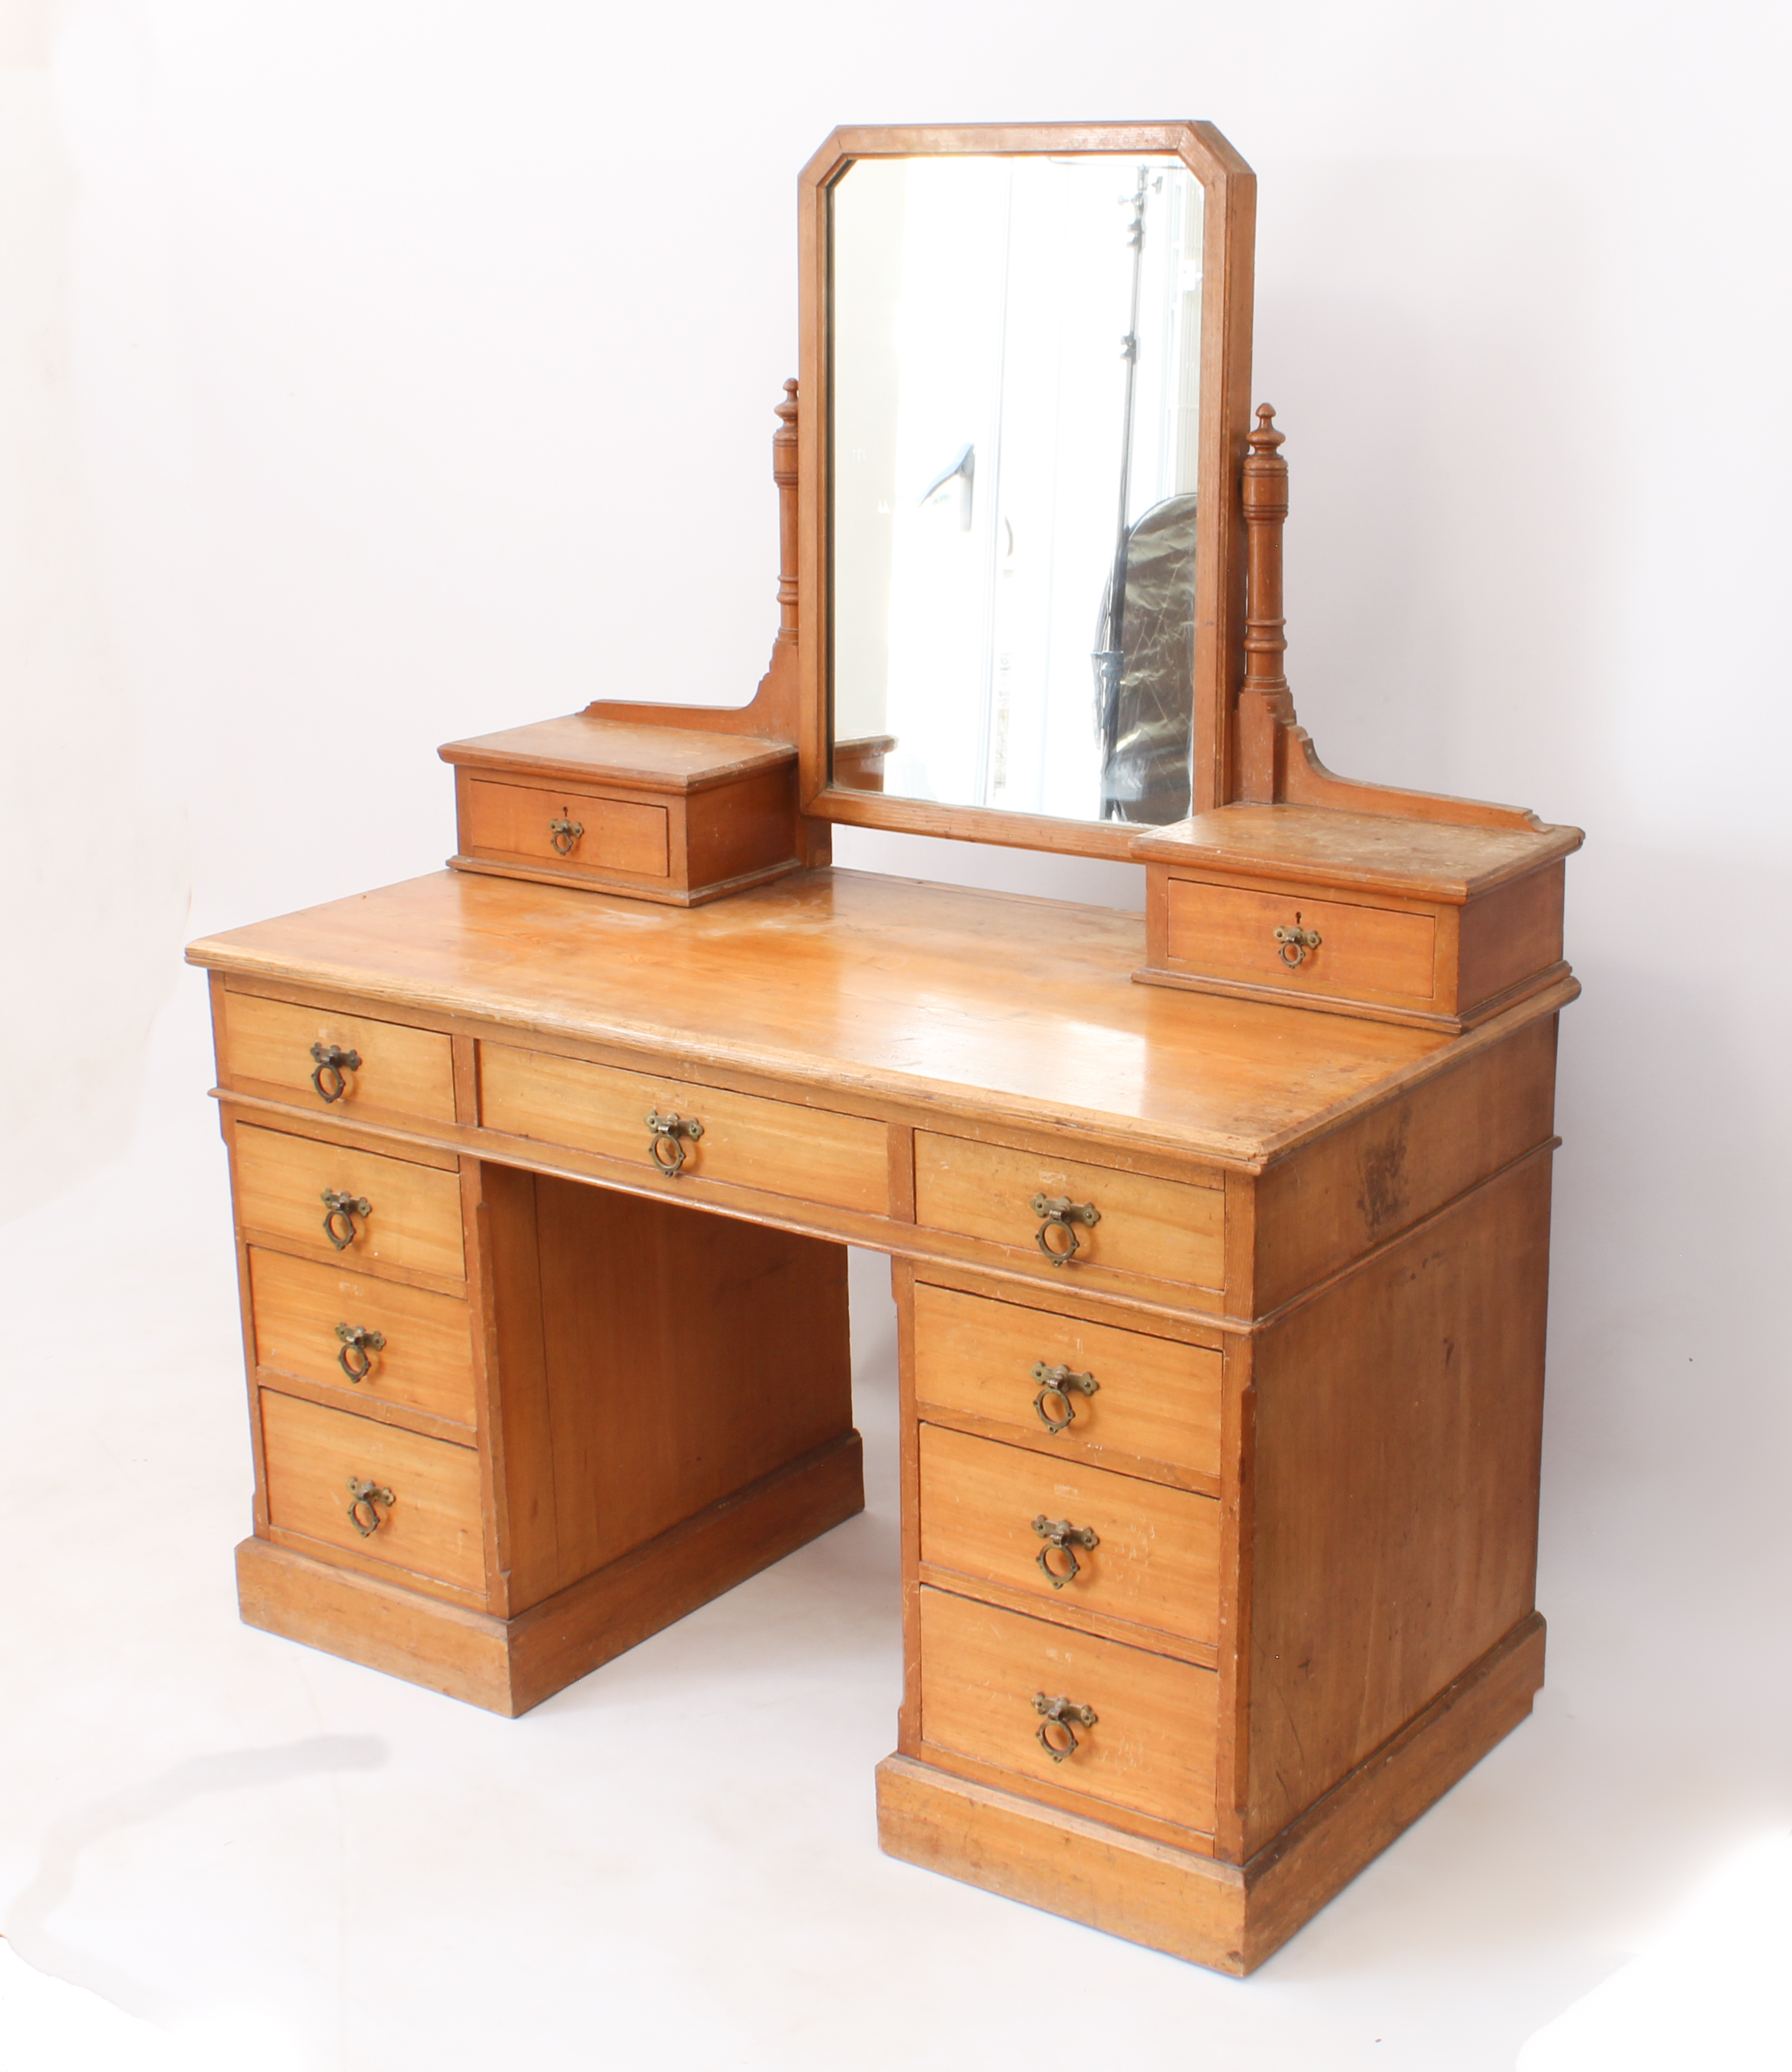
left=896, top=1136, right=1230, bottom=1853
left=216, top=992, right=490, bottom=1609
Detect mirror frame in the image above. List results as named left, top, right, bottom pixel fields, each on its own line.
left=796, top=121, right=1256, bottom=859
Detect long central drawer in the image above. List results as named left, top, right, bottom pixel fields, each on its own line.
left=478, top=1043, right=891, bottom=1215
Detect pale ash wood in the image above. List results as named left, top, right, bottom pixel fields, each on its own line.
left=249, top=1247, right=476, bottom=1428
left=914, top=1132, right=1225, bottom=1289
left=917, top=1424, right=1221, bottom=1648
left=232, top=1124, right=467, bottom=1282
left=915, top=1586, right=1220, bottom=1835
left=260, top=1388, right=485, bottom=1595
left=911, top=1279, right=1223, bottom=1491
left=219, top=990, right=457, bottom=1127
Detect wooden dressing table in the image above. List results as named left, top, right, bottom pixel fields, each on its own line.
left=189, top=121, right=1579, bottom=1974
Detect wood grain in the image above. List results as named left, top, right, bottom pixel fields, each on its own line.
left=911, top=1279, right=1222, bottom=1488
left=463, top=778, right=670, bottom=878
left=220, top=989, right=456, bottom=1125
left=918, top=1424, right=1220, bottom=1646
left=233, top=1123, right=467, bottom=1281
left=1165, top=878, right=1437, bottom=1002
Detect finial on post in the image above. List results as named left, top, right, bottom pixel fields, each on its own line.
left=1236, top=403, right=1294, bottom=804
left=774, top=379, right=799, bottom=647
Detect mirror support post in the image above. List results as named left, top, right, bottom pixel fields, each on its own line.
left=1236, top=404, right=1294, bottom=805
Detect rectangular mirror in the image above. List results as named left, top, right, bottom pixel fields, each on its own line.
left=799, top=124, right=1254, bottom=857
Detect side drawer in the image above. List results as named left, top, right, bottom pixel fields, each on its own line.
left=463, top=777, right=670, bottom=880
left=913, top=1133, right=1223, bottom=1291
left=912, top=1280, right=1221, bottom=1486
left=233, top=1124, right=466, bottom=1281
left=478, top=1043, right=890, bottom=1217
left=248, top=1247, right=476, bottom=1427
left=217, top=990, right=456, bottom=1126
left=260, top=1389, right=485, bottom=1592
left=1165, top=877, right=1437, bottom=1004
left=917, top=1586, right=1217, bottom=1833
left=918, top=1425, right=1220, bottom=1648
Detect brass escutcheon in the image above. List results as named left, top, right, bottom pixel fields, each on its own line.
left=1031, top=1194, right=1099, bottom=1266
left=1031, top=1360, right=1099, bottom=1433
left=335, top=1321, right=387, bottom=1383
left=1031, top=1513, right=1099, bottom=1588
left=549, top=815, right=584, bottom=857
left=321, top=1189, right=371, bottom=1250
left=346, top=1476, right=394, bottom=1537
left=1031, top=1691, right=1097, bottom=1762
left=645, top=1110, right=704, bottom=1177
left=308, top=1041, right=362, bottom=1103
left=1273, top=923, right=1322, bottom=968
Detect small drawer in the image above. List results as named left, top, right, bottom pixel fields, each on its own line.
left=478, top=1043, right=889, bottom=1217
left=1165, top=878, right=1436, bottom=1004
left=912, top=1281, right=1221, bottom=1486
left=919, top=1425, right=1219, bottom=1647
left=917, top=1586, right=1217, bottom=1833
left=217, top=991, right=455, bottom=1126
left=260, top=1389, right=485, bottom=1592
left=913, top=1133, right=1222, bottom=1291
left=463, top=776, right=670, bottom=880
left=233, top=1124, right=466, bottom=1281
left=248, top=1247, right=476, bottom=1426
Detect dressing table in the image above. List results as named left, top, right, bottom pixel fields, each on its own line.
left=188, top=121, right=1580, bottom=1975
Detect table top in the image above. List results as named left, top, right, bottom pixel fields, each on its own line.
left=187, top=867, right=1567, bottom=1167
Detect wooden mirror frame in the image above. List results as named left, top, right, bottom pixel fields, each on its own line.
left=797, top=122, right=1257, bottom=860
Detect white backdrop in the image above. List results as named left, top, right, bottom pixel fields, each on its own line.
left=4, top=1, right=1791, bottom=2066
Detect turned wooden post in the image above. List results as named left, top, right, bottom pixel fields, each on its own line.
left=774, top=378, right=799, bottom=650
left=1236, top=404, right=1295, bottom=804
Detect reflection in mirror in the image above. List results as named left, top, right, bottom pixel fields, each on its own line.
left=830, top=152, right=1204, bottom=825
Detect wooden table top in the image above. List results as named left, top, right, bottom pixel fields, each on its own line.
left=188, top=867, right=1565, bottom=1167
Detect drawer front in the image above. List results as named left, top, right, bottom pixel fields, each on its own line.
left=260, top=1389, right=485, bottom=1591
left=912, top=1281, right=1221, bottom=1485
left=918, top=1586, right=1217, bottom=1832
left=249, top=1247, right=476, bottom=1426
left=913, top=1133, right=1223, bottom=1290
left=919, top=1425, right=1219, bottom=1647
left=219, top=991, right=455, bottom=1125
left=1165, top=877, right=1436, bottom=1002
left=478, top=1043, right=890, bottom=1217
left=233, top=1124, right=466, bottom=1281
left=463, top=776, right=670, bottom=880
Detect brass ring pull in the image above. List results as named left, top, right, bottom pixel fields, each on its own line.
left=1032, top=1692, right=1097, bottom=1763
left=645, top=1110, right=704, bottom=1177
left=1273, top=923, right=1322, bottom=968
left=1031, top=1513, right=1099, bottom=1588
left=321, top=1189, right=371, bottom=1250
left=1031, top=1194, right=1099, bottom=1266
left=549, top=815, right=584, bottom=857
left=335, top=1322, right=387, bottom=1382
left=346, top=1476, right=394, bottom=1537
left=1031, top=1361, right=1099, bottom=1433
left=308, top=1042, right=362, bottom=1103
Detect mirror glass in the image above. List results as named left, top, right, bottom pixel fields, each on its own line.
left=830, top=151, right=1204, bottom=826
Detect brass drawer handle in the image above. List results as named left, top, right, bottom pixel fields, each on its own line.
left=1031, top=1361, right=1099, bottom=1433
left=1032, top=1692, right=1097, bottom=1763
left=549, top=815, right=584, bottom=857
left=1031, top=1513, right=1099, bottom=1588
left=1031, top=1193, right=1099, bottom=1265
left=1273, top=923, right=1322, bottom=967
left=645, top=1110, right=704, bottom=1177
left=320, top=1190, right=371, bottom=1250
left=346, top=1476, right=395, bottom=1537
left=334, top=1322, right=387, bottom=1382
left=308, top=1042, right=362, bottom=1103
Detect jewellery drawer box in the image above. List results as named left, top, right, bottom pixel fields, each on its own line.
left=231, top=1124, right=467, bottom=1283
left=911, top=1280, right=1222, bottom=1489
left=216, top=989, right=456, bottom=1128
left=916, top=1585, right=1218, bottom=1835
left=917, top=1423, right=1220, bottom=1650
left=248, top=1247, right=477, bottom=1427
left=441, top=712, right=802, bottom=907
left=1132, top=804, right=1583, bottom=1032
left=260, top=1389, right=485, bottom=1595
